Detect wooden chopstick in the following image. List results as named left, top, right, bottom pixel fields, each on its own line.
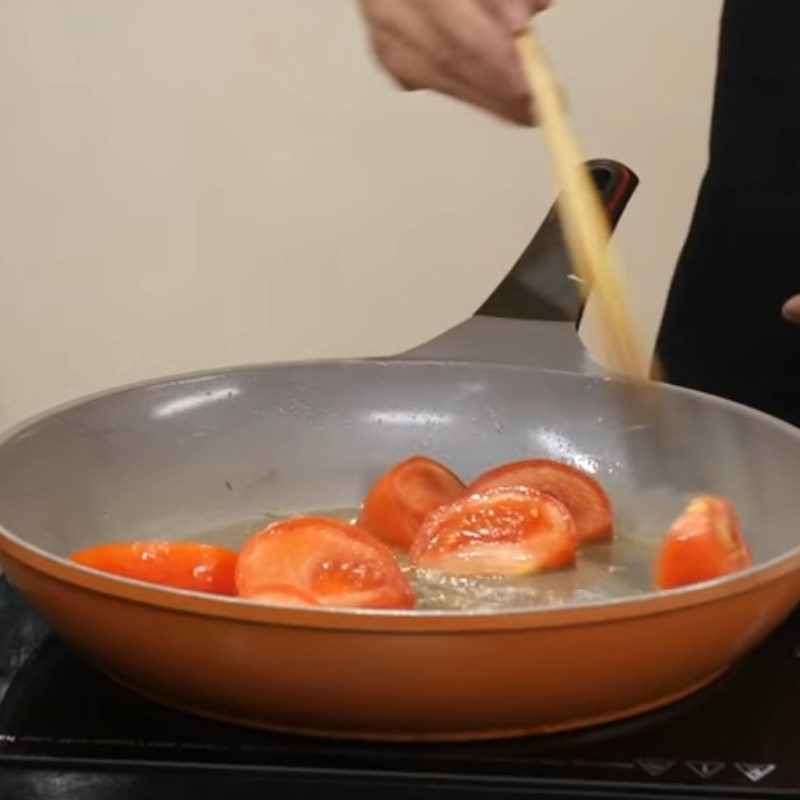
left=514, top=29, right=658, bottom=383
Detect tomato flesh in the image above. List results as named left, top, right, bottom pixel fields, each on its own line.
left=236, top=517, right=416, bottom=609
left=655, top=496, right=753, bottom=590
left=360, top=456, right=465, bottom=550
left=246, top=584, right=320, bottom=607
left=468, top=459, right=613, bottom=543
left=410, top=486, right=577, bottom=576
left=72, top=542, right=238, bottom=595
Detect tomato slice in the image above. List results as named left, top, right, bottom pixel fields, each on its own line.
left=468, top=459, right=613, bottom=543
left=655, top=496, right=753, bottom=590
left=246, top=584, right=320, bottom=607
left=236, top=517, right=416, bottom=609
left=72, top=542, right=238, bottom=595
left=360, top=456, right=465, bottom=550
left=410, top=486, right=577, bottom=576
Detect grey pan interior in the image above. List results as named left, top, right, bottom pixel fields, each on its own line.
left=0, top=359, right=798, bottom=613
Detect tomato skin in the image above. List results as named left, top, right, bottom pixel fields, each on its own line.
left=72, top=542, right=238, bottom=595
left=410, top=486, right=577, bottom=576
left=236, top=517, right=416, bottom=610
left=467, top=459, right=613, bottom=543
left=360, top=456, right=465, bottom=550
left=655, top=497, right=753, bottom=590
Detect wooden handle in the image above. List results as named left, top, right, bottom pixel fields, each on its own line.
left=514, top=29, right=656, bottom=382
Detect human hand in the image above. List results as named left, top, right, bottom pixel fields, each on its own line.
left=356, top=0, right=552, bottom=125
left=782, top=294, right=800, bottom=325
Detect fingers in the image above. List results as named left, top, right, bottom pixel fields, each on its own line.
left=478, top=0, right=553, bottom=32
left=782, top=294, right=800, bottom=325
left=415, top=0, right=531, bottom=112
left=357, top=0, right=549, bottom=125
left=373, top=34, right=532, bottom=124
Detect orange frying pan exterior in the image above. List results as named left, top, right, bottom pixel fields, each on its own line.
left=0, top=361, right=798, bottom=740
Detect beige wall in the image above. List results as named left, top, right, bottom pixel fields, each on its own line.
left=0, top=0, right=722, bottom=427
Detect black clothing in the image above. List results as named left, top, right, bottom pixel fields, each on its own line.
left=657, top=0, right=800, bottom=426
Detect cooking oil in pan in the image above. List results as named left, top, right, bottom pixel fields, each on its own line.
left=204, top=507, right=659, bottom=612
left=406, top=537, right=656, bottom=611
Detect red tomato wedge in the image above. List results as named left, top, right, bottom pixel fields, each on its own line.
left=245, top=584, right=320, bottom=608
left=468, top=459, right=613, bottom=543
left=410, top=486, right=577, bottom=576
left=655, top=496, right=753, bottom=590
left=72, top=542, right=238, bottom=595
left=360, top=456, right=465, bottom=550
left=236, top=517, right=416, bottom=609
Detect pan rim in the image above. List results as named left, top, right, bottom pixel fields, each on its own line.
left=1, top=357, right=799, bottom=632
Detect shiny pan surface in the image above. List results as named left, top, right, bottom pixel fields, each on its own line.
left=0, top=360, right=798, bottom=740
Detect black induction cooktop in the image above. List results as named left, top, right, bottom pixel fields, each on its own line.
left=0, top=580, right=797, bottom=799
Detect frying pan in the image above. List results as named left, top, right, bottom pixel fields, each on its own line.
left=0, top=163, right=799, bottom=742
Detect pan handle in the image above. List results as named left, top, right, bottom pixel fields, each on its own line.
left=475, top=158, right=639, bottom=327
left=590, top=157, right=639, bottom=230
